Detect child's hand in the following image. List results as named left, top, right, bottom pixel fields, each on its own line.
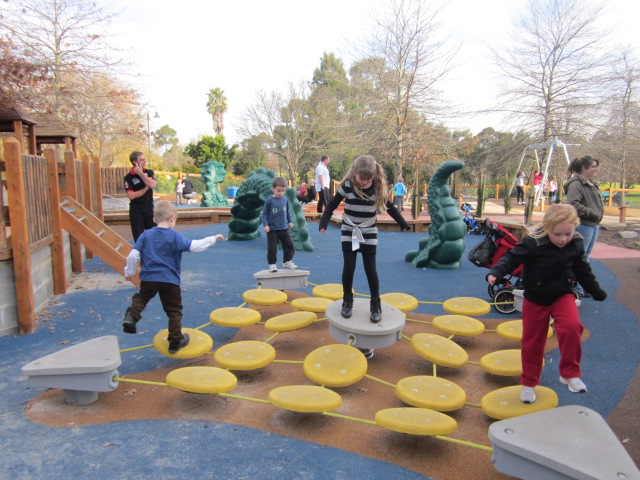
left=402, top=226, right=411, bottom=232
left=264, top=226, right=270, bottom=233
left=487, top=274, right=497, bottom=286
left=288, top=223, right=293, bottom=229
left=215, top=234, right=225, bottom=241
left=319, top=228, right=326, bottom=234
left=125, top=276, right=132, bottom=281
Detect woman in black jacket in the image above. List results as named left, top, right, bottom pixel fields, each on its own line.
left=487, top=204, right=606, bottom=404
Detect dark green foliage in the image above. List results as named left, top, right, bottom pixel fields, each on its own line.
left=184, top=134, right=237, bottom=168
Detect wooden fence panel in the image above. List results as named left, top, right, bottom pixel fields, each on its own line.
left=23, top=155, right=52, bottom=249
left=101, top=167, right=128, bottom=195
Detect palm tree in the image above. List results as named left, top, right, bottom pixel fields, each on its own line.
left=206, top=87, right=228, bottom=135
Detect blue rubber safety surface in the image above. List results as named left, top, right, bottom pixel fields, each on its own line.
left=1, top=224, right=638, bottom=480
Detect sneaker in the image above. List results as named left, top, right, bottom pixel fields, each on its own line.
left=358, top=348, right=374, bottom=359
left=520, top=386, right=536, bottom=404
left=122, top=312, right=137, bottom=334
left=578, top=291, right=591, bottom=299
left=268, top=264, right=278, bottom=273
left=282, top=261, right=297, bottom=270
left=168, top=333, right=190, bottom=354
left=560, top=376, right=587, bottom=393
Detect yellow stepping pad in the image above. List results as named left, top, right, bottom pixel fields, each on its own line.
left=269, top=385, right=342, bottom=413
left=303, top=344, right=368, bottom=387
left=496, top=319, right=553, bottom=342
left=396, top=376, right=466, bottom=412
left=481, top=385, right=558, bottom=420
left=214, top=341, right=276, bottom=370
left=375, top=407, right=457, bottom=436
left=291, top=297, right=333, bottom=313
left=209, top=307, right=261, bottom=327
left=410, top=333, right=468, bottom=368
left=442, top=297, right=491, bottom=316
left=242, top=288, right=288, bottom=306
left=432, top=315, right=485, bottom=336
left=264, top=311, right=317, bottom=332
left=480, top=349, right=528, bottom=376
left=166, top=366, right=237, bottom=394
left=380, top=293, right=419, bottom=312
left=312, top=283, right=345, bottom=300
left=152, top=328, right=213, bottom=358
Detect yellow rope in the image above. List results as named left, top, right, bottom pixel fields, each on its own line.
left=465, top=402, right=482, bottom=408
left=490, top=301, right=514, bottom=305
left=322, top=411, right=378, bottom=426
left=363, top=374, right=396, bottom=388
left=272, top=359, right=304, bottom=364
left=417, top=300, right=443, bottom=305
left=433, top=435, right=493, bottom=452
left=113, top=377, right=167, bottom=386
left=194, top=321, right=212, bottom=330
left=406, top=317, right=433, bottom=325
left=400, top=333, right=412, bottom=341
left=217, top=392, right=271, bottom=404
left=264, top=332, right=280, bottom=343
left=120, top=344, right=154, bottom=353
left=466, top=360, right=481, bottom=366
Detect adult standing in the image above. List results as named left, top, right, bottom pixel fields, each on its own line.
left=124, top=151, right=156, bottom=242
left=515, top=171, right=527, bottom=205
left=182, top=177, right=195, bottom=205
left=315, top=155, right=331, bottom=213
left=393, top=176, right=407, bottom=211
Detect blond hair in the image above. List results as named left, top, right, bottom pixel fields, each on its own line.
left=341, top=155, right=388, bottom=212
left=153, top=200, right=176, bottom=223
left=529, top=204, right=579, bottom=238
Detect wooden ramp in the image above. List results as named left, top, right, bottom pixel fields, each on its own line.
left=60, top=196, right=139, bottom=286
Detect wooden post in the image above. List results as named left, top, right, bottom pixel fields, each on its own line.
left=619, top=206, right=627, bottom=223
left=44, top=148, right=67, bottom=294
left=27, top=124, right=36, bottom=155
left=82, top=155, right=94, bottom=258
left=94, top=156, right=104, bottom=222
left=4, top=138, right=36, bottom=333
left=12, top=121, right=24, bottom=154
left=64, top=149, right=83, bottom=273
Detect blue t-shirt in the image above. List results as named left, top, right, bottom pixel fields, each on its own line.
left=134, top=227, right=192, bottom=285
left=261, top=196, right=292, bottom=230
left=393, top=182, right=407, bottom=196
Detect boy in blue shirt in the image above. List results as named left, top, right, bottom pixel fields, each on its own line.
left=261, top=176, right=297, bottom=273
left=122, top=200, right=224, bottom=353
left=393, top=177, right=407, bottom=211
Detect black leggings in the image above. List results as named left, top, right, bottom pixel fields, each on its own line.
left=516, top=186, right=525, bottom=203
left=342, top=249, right=379, bottom=298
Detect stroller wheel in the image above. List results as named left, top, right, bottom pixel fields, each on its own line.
left=494, top=288, right=516, bottom=314
left=488, top=280, right=512, bottom=299
left=472, top=224, right=482, bottom=235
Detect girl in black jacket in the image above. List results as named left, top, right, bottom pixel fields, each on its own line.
left=487, top=204, right=607, bottom=404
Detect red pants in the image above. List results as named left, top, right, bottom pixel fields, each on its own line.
left=521, top=294, right=584, bottom=387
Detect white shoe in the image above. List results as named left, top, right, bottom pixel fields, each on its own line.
left=520, top=386, right=536, bottom=404
left=282, top=261, right=297, bottom=270
left=560, top=376, right=587, bottom=393
left=268, top=264, right=278, bottom=273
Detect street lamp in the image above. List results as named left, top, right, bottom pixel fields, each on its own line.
left=147, top=106, right=160, bottom=167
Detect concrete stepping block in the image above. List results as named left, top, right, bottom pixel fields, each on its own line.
left=253, top=269, right=310, bottom=290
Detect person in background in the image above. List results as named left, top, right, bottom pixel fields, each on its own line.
left=515, top=171, right=527, bottom=205
left=393, top=176, right=407, bottom=211
left=548, top=176, right=558, bottom=203
left=175, top=179, right=184, bottom=205
left=533, top=170, right=543, bottom=206
left=261, top=176, right=297, bottom=273
left=182, top=177, right=195, bottom=205
left=315, top=155, right=331, bottom=213
left=124, top=151, right=156, bottom=242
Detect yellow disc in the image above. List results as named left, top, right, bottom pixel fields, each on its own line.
left=481, top=385, right=559, bottom=420
left=380, top=293, right=419, bottom=312
left=480, top=349, right=524, bottom=376
left=432, top=315, right=485, bottom=336
left=291, top=297, right=333, bottom=313
left=264, top=311, right=317, bottom=332
left=209, top=307, right=261, bottom=327
left=166, top=366, right=237, bottom=394
left=312, top=283, right=345, bottom=300
left=242, top=288, right=288, bottom=306
left=152, top=328, right=213, bottom=359
left=375, top=407, right=457, bottom=436
left=442, top=297, right=491, bottom=316
left=396, top=376, right=466, bottom=412
left=268, top=385, right=343, bottom=413
left=303, top=344, right=368, bottom=387
left=213, top=341, right=276, bottom=370
left=410, top=333, right=468, bottom=368
left=496, top=319, right=553, bottom=342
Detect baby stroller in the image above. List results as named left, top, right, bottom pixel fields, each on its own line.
left=468, top=219, right=523, bottom=314
left=460, top=202, right=482, bottom=235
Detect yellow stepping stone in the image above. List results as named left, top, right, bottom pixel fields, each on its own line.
left=480, top=349, right=526, bottom=376
left=380, top=293, right=419, bottom=312
left=496, top=319, right=553, bottom=342
left=303, top=344, right=368, bottom=387
left=396, top=376, right=466, bottom=412
left=214, top=341, right=276, bottom=370
left=291, top=297, right=333, bottom=313
left=442, top=297, right=491, bottom=316
left=375, top=407, right=457, bottom=435
left=152, top=328, right=213, bottom=359
left=268, top=385, right=342, bottom=413
left=242, top=288, right=288, bottom=306
left=481, top=385, right=558, bottom=420
left=209, top=307, right=261, bottom=327
left=166, top=366, right=237, bottom=394
left=410, top=333, right=468, bottom=368
left=312, top=283, right=345, bottom=300
left=432, top=315, right=485, bottom=336
left=264, top=311, right=317, bottom=332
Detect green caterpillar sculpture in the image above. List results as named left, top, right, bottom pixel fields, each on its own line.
left=199, top=161, right=229, bottom=207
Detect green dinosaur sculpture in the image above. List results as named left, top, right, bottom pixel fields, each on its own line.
left=405, top=161, right=467, bottom=269
left=199, top=161, right=229, bottom=207
left=228, top=167, right=314, bottom=252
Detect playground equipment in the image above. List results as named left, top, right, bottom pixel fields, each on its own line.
left=199, top=160, right=228, bottom=207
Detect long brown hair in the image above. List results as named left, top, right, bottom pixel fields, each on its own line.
left=341, top=155, right=388, bottom=212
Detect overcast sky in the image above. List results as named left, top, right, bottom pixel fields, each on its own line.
left=111, top=0, right=640, bottom=147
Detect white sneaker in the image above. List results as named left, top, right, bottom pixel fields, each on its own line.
left=282, top=261, right=297, bottom=270
left=520, top=386, right=536, bottom=404
left=268, top=264, right=278, bottom=273
left=560, top=376, right=587, bottom=393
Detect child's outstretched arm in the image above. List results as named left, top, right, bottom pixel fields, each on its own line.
left=124, top=249, right=140, bottom=280
left=190, top=234, right=225, bottom=252
left=385, top=200, right=411, bottom=231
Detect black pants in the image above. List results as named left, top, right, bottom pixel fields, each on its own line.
left=342, top=249, right=379, bottom=298
left=267, top=229, right=295, bottom=265
left=317, top=189, right=327, bottom=213
left=125, top=281, right=183, bottom=344
left=516, top=186, right=525, bottom=203
left=129, top=209, right=156, bottom=242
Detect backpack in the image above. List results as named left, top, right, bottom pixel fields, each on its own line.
left=468, top=236, right=497, bottom=268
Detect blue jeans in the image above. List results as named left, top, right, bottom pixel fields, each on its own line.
left=576, top=224, right=599, bottom=259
